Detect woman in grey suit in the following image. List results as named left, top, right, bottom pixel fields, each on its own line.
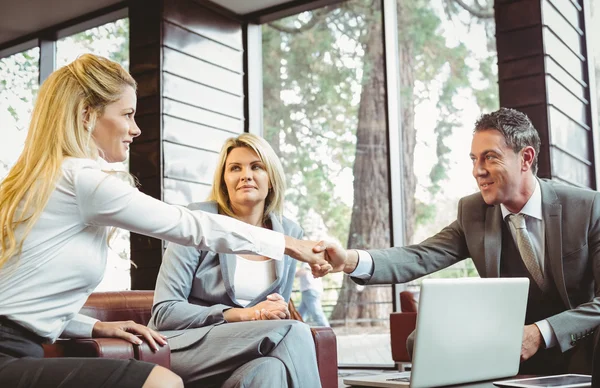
left=150, top=134, right=322, bottom=388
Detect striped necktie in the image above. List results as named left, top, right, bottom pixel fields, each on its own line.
left=507, top=213, right=546, bottom=291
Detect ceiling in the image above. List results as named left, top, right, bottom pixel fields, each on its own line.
left=210, top=0, right=298, bottom=15
left=0, top=0, right=298, bottom=49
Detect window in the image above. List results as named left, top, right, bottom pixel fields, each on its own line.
left=0, top=47, right=40, bottom=179
left=263, top=0, right=498, bottom=367
left=263, top=0, right=393, bottom=366
left=56, top=18, right=131, bottom=291
left=56, top=18, right=129, bottom=69
left=405, top=0, right=497, bottom=282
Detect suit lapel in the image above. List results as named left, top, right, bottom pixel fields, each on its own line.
left=484, top=205, right=503, bottom=278
left=540, top=180, right=571, bottom=308
left=269, top=213, right=286, bottom=282
left=220, top=253, right=238, bottom=303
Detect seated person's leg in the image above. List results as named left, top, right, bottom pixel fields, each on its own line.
left=222, top=357, right=286, bottom=388
left=407, top=330, right=415, bottom=360
left=0, top=353, right=181, bottom=388
left=169, top=320, right=320, bottom=388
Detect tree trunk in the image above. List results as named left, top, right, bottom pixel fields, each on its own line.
left=330, top=3, right=392, bottom=325
left=397, top=0, right=417, bottom=244
left=331, top=0, right=417, bottom=326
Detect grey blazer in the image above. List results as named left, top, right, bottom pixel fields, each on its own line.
left=149, top=201, right=302, bottom=350
left=362, top=179, right=600, bottom=352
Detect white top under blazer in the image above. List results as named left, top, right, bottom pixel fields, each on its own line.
left=0, top=158, right=284, bottom=342
left=233, top=255, right=277, bottom=306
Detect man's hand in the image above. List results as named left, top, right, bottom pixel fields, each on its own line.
left=310, top=263, right=333, bottom=278
left=312, top=240, right=359, bottom=274
left=521, top=324, right=543, bottom=362
left=92, top=321, right=168, bottom=352
left=284, top=236, right=328, bottom=266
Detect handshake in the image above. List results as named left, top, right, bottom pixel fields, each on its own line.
left=283, top=236, right=359, bottom=278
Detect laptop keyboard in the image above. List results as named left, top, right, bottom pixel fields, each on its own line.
left=386, top=377, right=411, bottom=382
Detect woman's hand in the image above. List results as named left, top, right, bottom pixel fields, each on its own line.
left=223, top=293, right=290, bottom=322
left=252, top=293, right=290, bottom=320
left=92, top=321, right=168, bottom=352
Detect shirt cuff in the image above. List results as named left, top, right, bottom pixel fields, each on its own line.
left=349, top=250, right=374, bottom=279
left=255, top=228, right=285, bottom=261
left=61, top=314, right=99, bottom=339
left=535, top=319, right=557, bottom=349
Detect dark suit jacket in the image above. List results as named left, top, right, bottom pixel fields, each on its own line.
left=149, top=201, right=302, bottom=350
left=362, top=179, right=600, bottom=353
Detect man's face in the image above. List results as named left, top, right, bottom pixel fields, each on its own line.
left=470, top=129, right=525, bottom=208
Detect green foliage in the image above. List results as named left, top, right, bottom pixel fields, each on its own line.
left=263, top=0, right=498, bottom=246
left=56, top=18, right=129, bottom=69
left=263, top=4, right=367, bottom=243
left=414, top=198, right=436, bottom=226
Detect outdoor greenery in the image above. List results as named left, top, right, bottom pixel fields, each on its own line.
left=1, top=0, right=500, bottom=320
left=263, top=0, right=497, bottom=325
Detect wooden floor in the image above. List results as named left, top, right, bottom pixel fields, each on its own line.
left=336, top=333, right=394, bottom=366
left=338, top=369, right=401, bottom=388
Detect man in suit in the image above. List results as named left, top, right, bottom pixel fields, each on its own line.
left=313, top=107, right=600, bottom=374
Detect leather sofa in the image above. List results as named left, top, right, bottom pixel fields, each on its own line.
left=44, top=291, right=338, bottom=388
left=389, top=291, right=418, bottom=370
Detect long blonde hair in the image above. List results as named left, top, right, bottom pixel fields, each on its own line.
left=208, top=133, right=286, bottom=224
left=0, top=54, right=136, bottom=269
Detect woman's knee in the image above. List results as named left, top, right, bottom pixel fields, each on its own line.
left=283, top=320, right=313, bottom=342
left=142, top=365, right=183, bottom=388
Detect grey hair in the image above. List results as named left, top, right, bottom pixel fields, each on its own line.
left=474, top=107, right=540, bottom=175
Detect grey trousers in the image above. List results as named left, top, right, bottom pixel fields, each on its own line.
left=169, top=320, right=322, bottom=388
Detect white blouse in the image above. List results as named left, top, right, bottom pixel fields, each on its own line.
left=0, top=158, right=284, bottom=342
left=233, top=256, right=276, bottom=306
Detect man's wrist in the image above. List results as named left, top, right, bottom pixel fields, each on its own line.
left=343, top=249, right=360, bottom=274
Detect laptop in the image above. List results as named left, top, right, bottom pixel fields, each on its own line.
left=343, top=277, right=529, bottom=388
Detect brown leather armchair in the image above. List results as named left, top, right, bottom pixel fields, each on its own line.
left=389, top=291, right=418, bottom=370
left=44, top=291, right=338, bottom=388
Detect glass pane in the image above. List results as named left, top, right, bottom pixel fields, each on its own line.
left=56, top=18, right=129, bottom=70
left=56, top=18, right=131, bottom=291
left=404, top=0, right=497, bottom=286
left=262, top=0, right=393, bottom=366
left=0, top=48, right=40, bottom=179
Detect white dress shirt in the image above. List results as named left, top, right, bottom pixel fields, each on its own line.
left=0, top=158, right=284, bottom=342
left=351, top=179, right=557, bottom=348
left=234, top=256, right=276, bottom=306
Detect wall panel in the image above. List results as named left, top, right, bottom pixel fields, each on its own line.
left=163, top=72, right=244, bottom=117
left=163, top=116, right=239, bottom=150
left=496, top=0, right=596, bottom=188
left=163, top=22, right=243, bottom=72
left=164, top=178, right=212, bottom=206
left=163, top=98, right=244, bottom=132
left=163, top=142, right=219, bottom=184
left=164, top=0, right=242, bottom=49
left=128, top=0, right=246, bottom=288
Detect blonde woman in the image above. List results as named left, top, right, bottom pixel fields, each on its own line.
left=150, top=133, right=322, bottom=388
left=0, top=55, right=324, bottom=388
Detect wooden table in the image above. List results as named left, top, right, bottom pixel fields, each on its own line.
left=338, top=370, right=535, bottom=388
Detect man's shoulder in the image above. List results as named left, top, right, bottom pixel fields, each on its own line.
left=187, top=201, right=218, bottom=213
left=459, top=191, right=488, bottom=208
left=539, top=178, right=599, bottom=202
left=456, top=191, right=493, bottom=222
